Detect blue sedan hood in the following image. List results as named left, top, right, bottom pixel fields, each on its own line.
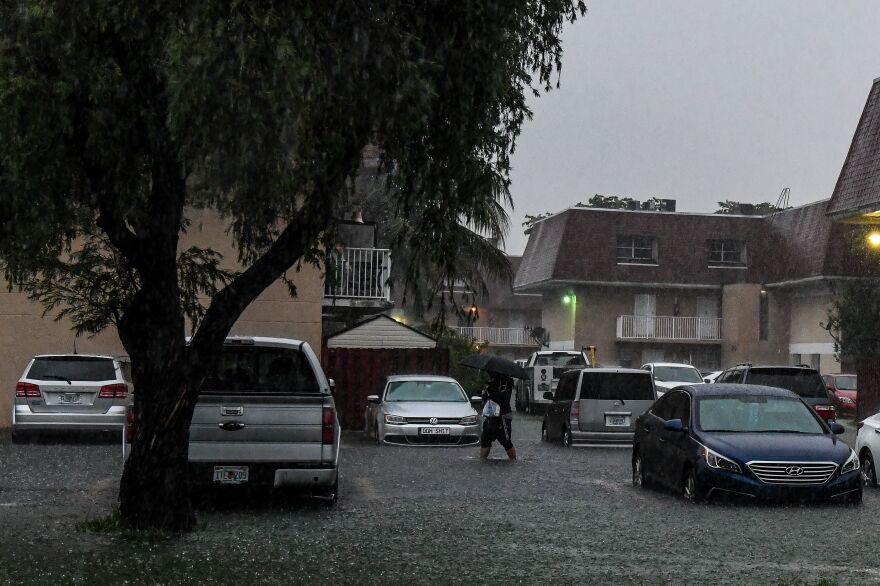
left=697, top=431, right=852, bottom=465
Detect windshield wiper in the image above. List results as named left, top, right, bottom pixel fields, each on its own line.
left=751, top=429, right=812, bottom=434
left=42, top=374, right=72, bottom=384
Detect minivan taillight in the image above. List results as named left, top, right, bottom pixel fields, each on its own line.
left=125, top=406, right=135, bottom=444
left=570, top=402, right=580, bottom=422
left=15, top=382, right=41, bottom=398
left=98, top=383, right=128, bottom=399
left=814, top=404, right=836, bottom=421
left=322, top=407, right=335, bottom=444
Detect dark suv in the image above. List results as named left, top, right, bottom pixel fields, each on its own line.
left=713, top=364, right=836, bottom=421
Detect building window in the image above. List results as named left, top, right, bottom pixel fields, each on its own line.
left=616, top=235, right=657, bottom=264
left=758, top=290, right=769, bottom=341
left=708, top=239, right=746, bottom=266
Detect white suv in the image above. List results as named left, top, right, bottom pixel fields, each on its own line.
left=640, top=362, right=704, bottom=397
left=12, top=354, right=132, bottom=442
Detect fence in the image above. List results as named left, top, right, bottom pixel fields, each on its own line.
left=324, top=247, right=392, bottom=300
left=616, top=315, right=722, bottom=341
left=452, top=326, right=532, bottom=346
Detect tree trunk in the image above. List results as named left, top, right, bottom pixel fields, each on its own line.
left=855, top=358, right=880, bottom=422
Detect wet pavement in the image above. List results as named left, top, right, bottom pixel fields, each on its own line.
left=1, top=418, right=879, bottom=584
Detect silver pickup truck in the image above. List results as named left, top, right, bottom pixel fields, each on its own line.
left=126, top=336, right=340, bottom=503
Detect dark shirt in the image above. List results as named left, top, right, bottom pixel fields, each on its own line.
left=482, top=376, right=513, bottom=418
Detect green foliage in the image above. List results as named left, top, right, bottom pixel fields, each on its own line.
left=715, top=201, right=780, bottom=215
left=435, top=330, right=490, bottom=395
left=522, top=193, right=637, bottom=233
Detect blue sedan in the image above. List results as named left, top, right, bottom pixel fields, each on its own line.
left=632, top=384, right=862, bottom=503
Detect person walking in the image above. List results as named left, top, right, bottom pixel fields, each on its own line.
left=479, top=372, right=517, bottom=460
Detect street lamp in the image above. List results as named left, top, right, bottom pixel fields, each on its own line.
left=868, top=231, right=880, bottom=248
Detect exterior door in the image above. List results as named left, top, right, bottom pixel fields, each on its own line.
left=696, top=296, right=719, bottom=340
left=634, top=294, right=657, bottom=337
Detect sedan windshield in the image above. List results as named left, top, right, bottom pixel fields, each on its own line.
left=653, top=366, right=703, bottom=383
left=385, top=381, right=467, bottom=402
left=697, top=395, right=825, bottom=434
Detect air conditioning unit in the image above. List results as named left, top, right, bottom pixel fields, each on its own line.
left=626, top=200, right=640, bottom=211
left=660, top=199, right=676, bottom=212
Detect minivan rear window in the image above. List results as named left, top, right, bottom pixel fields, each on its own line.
left=27, top=356, right=116, bottom=382
left=579, top=373, right=654, bottom=401
left=201, top=345, right=319, bottom=395
left=745, top=368, right=827, bottom=398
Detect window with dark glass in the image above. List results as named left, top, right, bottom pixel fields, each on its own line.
left=616, top=235, right=656, bottom=264
left=707, top=239, right=745, bottom=265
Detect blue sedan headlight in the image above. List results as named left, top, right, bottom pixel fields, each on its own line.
left=699, top=445, right=742, bottom=474
left=841, top=449, right=860, bottom=474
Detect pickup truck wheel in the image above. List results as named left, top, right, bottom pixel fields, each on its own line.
left=541, top=423, right=548, bottom=442
left=562, top=427, right=572, bottom=447
left=319, top=475, right=339, bottom=506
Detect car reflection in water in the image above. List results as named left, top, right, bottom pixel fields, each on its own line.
left=632, top=383, right=862, bottom=503
left=364, top=375, right=482, bottom=446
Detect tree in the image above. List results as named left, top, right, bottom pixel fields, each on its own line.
left=715, top=201, right=780, bottom=215
left=0, top=2, right=586, bottom=530
left=522, top=193, right=637, bottom=233
left=823, top=226, right=880, bottom=420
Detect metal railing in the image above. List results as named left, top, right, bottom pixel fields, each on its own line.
left=324, top=247, right=392, bottom=300
left=616, top=315, right=722, bottom=341
left=453, top=326, right=533, bottom=346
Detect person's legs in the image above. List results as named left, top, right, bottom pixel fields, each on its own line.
left=498, top=418, right=516, bottom=460
left=480, top=418, right=496, bottom=459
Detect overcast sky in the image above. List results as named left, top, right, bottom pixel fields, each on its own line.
left=504, top=1, right=880, bottom=254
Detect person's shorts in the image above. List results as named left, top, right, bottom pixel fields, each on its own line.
left=480, top=417, right=513, bottom=450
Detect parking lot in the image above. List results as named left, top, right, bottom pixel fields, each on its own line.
left=1, top=417, right=879, bottom=585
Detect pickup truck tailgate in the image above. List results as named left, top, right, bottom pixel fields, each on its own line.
left=189, top=395, right=326, bottom=463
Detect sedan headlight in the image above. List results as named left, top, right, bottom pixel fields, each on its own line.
left=699, top=445, right=742, bottom=474
left=384, top=414, right=407, bottom=425
left=459, top=415, right=478, bottom=426
left=842, top=449, right=860, bottom=474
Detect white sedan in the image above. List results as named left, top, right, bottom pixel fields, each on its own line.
left=364, top=375, right=482, bottom=446
left=856, top=413, right=880, bottom=486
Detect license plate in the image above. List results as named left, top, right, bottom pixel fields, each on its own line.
left=605, top=415, right=629, bottom=427
left=419, top=427, right=450, bottom=435
left=213, top=466, right=249, bottom=484
left=59, top=393, right=81, bottom=404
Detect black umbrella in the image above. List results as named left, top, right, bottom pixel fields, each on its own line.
left=459, top=354, right=527, bottom=379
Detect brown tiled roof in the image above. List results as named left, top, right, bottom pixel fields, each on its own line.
left=514, top=202, right=863, bottom=292
left=827, top=78, right=880, bottom=220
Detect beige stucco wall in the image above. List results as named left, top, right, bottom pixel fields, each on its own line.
left=787, top=291, right=840, bottom=374
left=0, top=209, right=323, bottom=428
left=720, top=283, right=789, bottom=368
left=541, top=288, right=576, bottom=349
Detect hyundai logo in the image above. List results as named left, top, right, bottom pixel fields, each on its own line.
left=785, top=466, right=804, bottom=476
left=429, top=417, right=438, bottom=425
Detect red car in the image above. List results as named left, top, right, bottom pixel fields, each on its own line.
left=823, top=374, right=857, bottom=418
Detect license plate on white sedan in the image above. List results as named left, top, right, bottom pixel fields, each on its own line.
left=605, top=415, right=629, bottom=427
left=213, top=466, right=249, bottom=484
left=419, top=427, right=450, bottom=435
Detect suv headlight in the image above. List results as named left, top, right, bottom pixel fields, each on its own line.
left=699, top=445, right=742, bottom=474
left=384, top=414, right=407, bottom=425
left=842, top=449, right=860, bottom=474
left=459, top=415, right=478, bottom=426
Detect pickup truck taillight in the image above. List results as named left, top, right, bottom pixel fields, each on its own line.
left=98, top=383, right=128, bottom=399
left=15, top=382, right=41, bottom=398
left=322, top=407, right=335, bottom=444
left=570, top=402, right=580, bottom=422
left=125, top=406, right=135, bottom=443
left=813, top=404, right=836, bottom=421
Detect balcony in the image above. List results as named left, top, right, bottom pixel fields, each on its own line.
left=616, top=315, right=722, bottom=342
left=324, top=247, right=392, bottom=303
left=453, top=326, right=535, bottom=347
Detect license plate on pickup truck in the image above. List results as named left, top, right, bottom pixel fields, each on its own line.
left=419, top=427, right=450, bottom=435
left=213, top=466, right=249, bottom=484
left=605, top=415, right=629, bottom=427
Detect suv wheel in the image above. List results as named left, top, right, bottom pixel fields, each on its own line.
left=863, top=450, right=878, bottom=487
left=562, top=427, right=572, bottom=447
left=682, top=467, right=704, bottom=503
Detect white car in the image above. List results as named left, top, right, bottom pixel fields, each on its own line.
left=856, top=413, right=880, bottom=487
left=364, top=375, right=481, bottom=446
left=640, top=362, right=705, bottom=397
left=702, top=370, right=723, bottom=384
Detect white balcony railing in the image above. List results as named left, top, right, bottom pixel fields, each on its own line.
left=324, top=247, right=392, bottom=301
left=616, top=315, right=722, bottom=341
left=453, top=326, right=534, bottom=346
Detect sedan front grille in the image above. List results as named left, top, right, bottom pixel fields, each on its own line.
left=404, top=417, right=462, bottom=424
left=746, top=461, right=838, bottom=485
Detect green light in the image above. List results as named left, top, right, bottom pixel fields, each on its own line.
left=562, top=294, right=572, bottom=305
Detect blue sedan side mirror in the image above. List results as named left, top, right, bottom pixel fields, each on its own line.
left=828, top=422, right=845, bottom=435
left=663, top=418, right=687, bottom=432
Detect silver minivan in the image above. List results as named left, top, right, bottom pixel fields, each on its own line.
left=542, top=368, right=656, bottom=446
